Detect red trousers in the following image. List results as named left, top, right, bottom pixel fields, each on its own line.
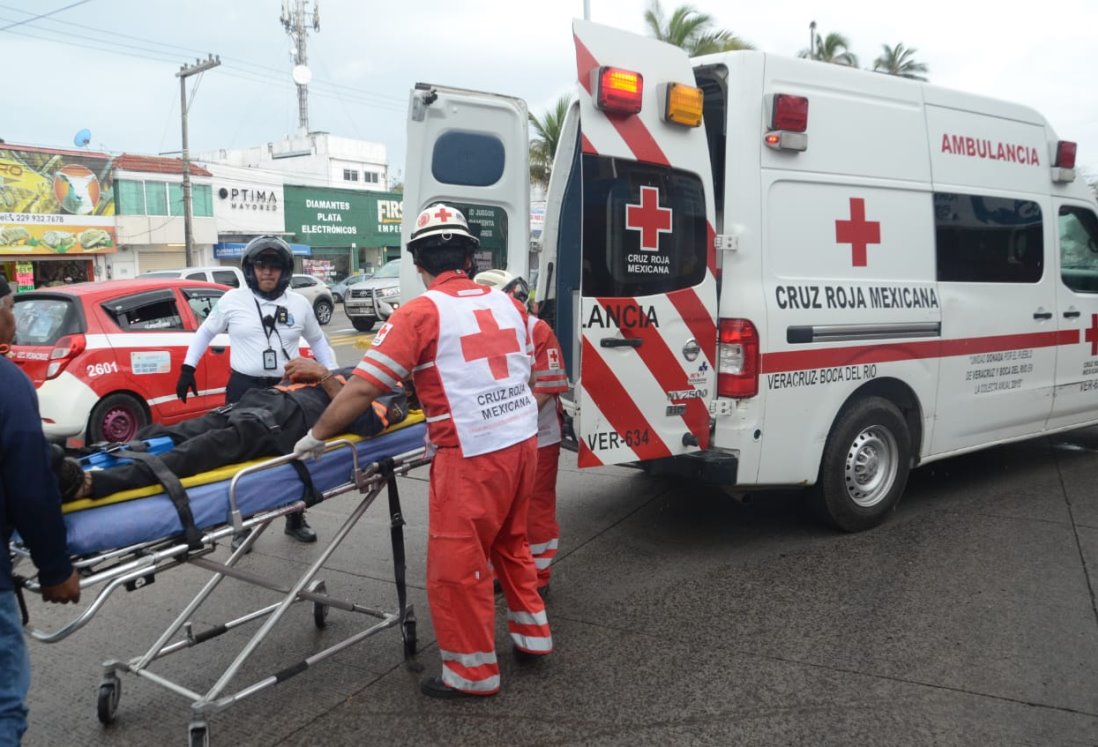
left=427, top=437, right=552, bottom=694
left=528, top=443, right=561, bottom=588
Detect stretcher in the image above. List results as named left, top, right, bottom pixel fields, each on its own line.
left=10, top=417, right=431, bottom=747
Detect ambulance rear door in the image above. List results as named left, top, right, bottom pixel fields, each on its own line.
left=571, top=20, right=718, bottom=467
left=400, top=83, right=530, bottom=302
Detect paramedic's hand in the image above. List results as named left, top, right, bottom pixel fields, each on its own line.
left=41, top=569, right=81, bottom=604
left=176, top=364, right=198, bottom=402
left=293, top=429, right=327, bottom=461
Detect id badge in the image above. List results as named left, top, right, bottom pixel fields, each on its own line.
left=262, top=349, right=277, bottom=371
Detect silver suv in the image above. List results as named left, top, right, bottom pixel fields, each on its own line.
left=344, top=258, right=402, bottom=332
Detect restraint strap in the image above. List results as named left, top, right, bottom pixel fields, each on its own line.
left=289, top=460, right=324, bottom=508
left=378, top=456, right=409, bottom=653
left=116, top=449, right=204, bottom=550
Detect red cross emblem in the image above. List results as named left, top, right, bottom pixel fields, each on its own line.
left=460, top=309, right=521, bottom=380
left=625, top=186, right=672, bottom=252
left=1086, top=313, right=1098, bottom=356
left=433, top=206, right=453, bottom=222
left=835, top=197, right=881, bottom=267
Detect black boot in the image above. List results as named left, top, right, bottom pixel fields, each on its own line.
left=284, top=512, right=317, bottom=543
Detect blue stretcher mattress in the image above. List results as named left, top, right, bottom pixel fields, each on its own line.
left=64, top=423, right=427, bottom=557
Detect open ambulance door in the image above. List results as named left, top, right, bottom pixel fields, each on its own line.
left=400, top=83, right=530, bottom=303
left=569, top=20, right=718, bottom=468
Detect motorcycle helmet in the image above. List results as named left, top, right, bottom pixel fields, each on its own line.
left=242, top=235, right=294, bottom=300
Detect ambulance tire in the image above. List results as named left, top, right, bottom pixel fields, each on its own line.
left=814, top=397, right=911, bottom=533
left=351, top=317, right=377, bottom=332
left=88, top=393, right=150, bottom=444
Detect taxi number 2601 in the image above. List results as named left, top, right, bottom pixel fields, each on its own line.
left=87, top=361, right=120, bottom=377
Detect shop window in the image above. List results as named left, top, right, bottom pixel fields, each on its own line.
left=117, top=180, right=146, bottom=215
left=193, top=185, right=213, bottom=217
left=168, top=183, right=185, bottom=217
left=145, top=182, right=168, bottom=216
left=934, top=193, right=1043, bottom=283
left=343, top=169, right=359, bottom=182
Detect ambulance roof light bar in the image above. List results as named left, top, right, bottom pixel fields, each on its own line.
left=765, top=93, right=808, bottom=153
left=595, top=67, right=643, bottom=116
left=1052, top=140, right=1077, bottom=183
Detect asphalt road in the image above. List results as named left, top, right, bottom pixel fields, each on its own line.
left=20, top=307, right=1098, bottom=745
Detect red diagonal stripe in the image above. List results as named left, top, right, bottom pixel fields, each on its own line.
left=581, top=132, right=597, bottom=155
left=581, top=336, right=672, bottom=460
left=598, top=298, right=709, bottom=448
left=577, top=440, right=604, bottom=468
left=573, top=35, right=669, bottom=167
left=666, top=287, right=716, bottom=370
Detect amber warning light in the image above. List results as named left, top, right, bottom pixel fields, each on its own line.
left=596, top=67, right=643, bottom=115
left=664, top=83, right=704, bottom=127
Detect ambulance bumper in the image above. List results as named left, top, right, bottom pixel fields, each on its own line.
left=641, top=449, right=738, bottom=485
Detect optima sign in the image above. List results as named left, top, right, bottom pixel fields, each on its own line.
left=218, top=186, right=278, bottom=211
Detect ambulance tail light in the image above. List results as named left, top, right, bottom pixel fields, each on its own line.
left=663, top=83, right=703, bottom=127
left=1052, top=140, right=1077, bottom=183
left=596, top=67, right=643, bottom=115
left=765, top=93, right=808, bottom=152
left=46, top=334, right=85, bottom=379
left=717, top=319, right=759, bottom=398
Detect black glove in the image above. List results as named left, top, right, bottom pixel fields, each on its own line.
left=176, top=364, right=198, bottom=402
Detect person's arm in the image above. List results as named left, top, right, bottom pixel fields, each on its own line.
left=1, top=369, right=80, bottom=603
left=310, top=376, right=386, bottom=440
left=299, top=296, right=338, bottom=368
left=183, top=305, right=226, bottom=368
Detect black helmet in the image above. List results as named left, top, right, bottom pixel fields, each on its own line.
left=242, top=236, right=293, bottom=300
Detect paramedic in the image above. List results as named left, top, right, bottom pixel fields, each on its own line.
left=175, top=236, right=338, bottom=543
left=63, top=357, right=402, bottom=502
left=473, top=269, right=567, bottom=595
left=293, top=204, right=552, bottom=699
left=0, top=277, right=81, bottom=746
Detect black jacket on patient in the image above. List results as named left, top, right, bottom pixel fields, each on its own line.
left=83, top=368, right=407, bottom=500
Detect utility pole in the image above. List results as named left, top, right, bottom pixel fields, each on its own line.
left=281, top=0, right=320, bottom=134
left=809, top=21, right=817, bottom=60
left=176, top=54, right=220, bottom=268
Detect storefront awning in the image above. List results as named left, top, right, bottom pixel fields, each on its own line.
left=214, top=242, right=311, bottom=258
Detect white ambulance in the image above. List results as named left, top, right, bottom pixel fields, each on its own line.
left=400, top=20, right=1098, bottom=531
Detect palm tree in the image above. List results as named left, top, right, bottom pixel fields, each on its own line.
left=873, top=43, right=929, bottom=81
left=643, top=1, right=753, bottom=56
left=798, top=31, right=858, bottom=67
left=529, top=96, right=571, bottom=186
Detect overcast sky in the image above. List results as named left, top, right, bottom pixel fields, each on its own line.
left=3, top=0, right=1097, bottom=179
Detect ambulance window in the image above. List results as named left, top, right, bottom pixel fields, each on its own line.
left=431, top=132, right=505, bottom=186
left=934, top=193, right=1043, bottom=283
left=450, top=202, right=508, bottom=271
left=1058, top=206, right=1098, bottom=293
left=581, top=155, right=707, bottom=297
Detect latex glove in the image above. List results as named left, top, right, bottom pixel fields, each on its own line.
left=175, top=364, right=198, bottom=402
left=293, top=428, right=327, bottom=461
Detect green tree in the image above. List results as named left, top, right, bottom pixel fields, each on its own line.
left=643, top=1, right=753, bottom=55
left=530, top=95, right=570, bottom=186
left=798, top=31, right=858, bottom=67
left=873, top=43, right=929, bottom=81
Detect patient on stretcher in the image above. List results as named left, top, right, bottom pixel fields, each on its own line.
left=59, top=357, right=407, bottom=502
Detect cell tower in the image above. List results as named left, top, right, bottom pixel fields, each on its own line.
left=280, top=0, right=320, bottom=133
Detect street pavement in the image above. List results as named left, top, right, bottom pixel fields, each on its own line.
left=20, top=309, right=1098, bottom=745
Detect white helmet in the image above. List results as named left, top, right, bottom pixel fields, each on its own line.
left=474, top=268, right=530, bottom=303
left=407, top=203, right=479, bottom=252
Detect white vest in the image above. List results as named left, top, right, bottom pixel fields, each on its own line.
left=424, top=288, right=538, bottom=457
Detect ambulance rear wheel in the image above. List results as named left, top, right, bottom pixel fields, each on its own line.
left=88, top=393, right=149, bottom=444
left=815, top=397, right=911, bottom=532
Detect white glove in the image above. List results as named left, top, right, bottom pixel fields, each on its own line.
left=292, top=428, right=327, bottom=461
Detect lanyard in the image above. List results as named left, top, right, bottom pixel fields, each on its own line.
left=254, top=299, right=291, bottom=361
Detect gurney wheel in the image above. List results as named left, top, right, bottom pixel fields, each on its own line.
left=188, top=721, right=210, bottom=747
left=312, top=580, right=329, bottom=629
left=96, top=676, right=120, bottom=725
left=402, top=618, right=417, bottom=658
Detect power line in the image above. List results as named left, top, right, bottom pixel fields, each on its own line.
left=0, top=0, right=92, bottom=31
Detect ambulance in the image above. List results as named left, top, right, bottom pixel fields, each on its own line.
left=400, top=20, right=1098, bottom=531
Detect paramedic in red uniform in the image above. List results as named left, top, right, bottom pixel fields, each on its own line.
left=474, top=269, right=567, bottom=595
left=293, top=204, right=552, bottom=699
